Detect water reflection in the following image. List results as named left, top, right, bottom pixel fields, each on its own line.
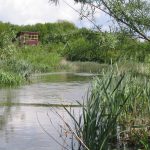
left=0, top=73, right=92, bottom=105
left=0, top=106, right=81, bottom=150
left=31, top=72, right=95, bottom=83
left=0, top=89, right=20, bottom=130
left=0, top=72, right=93, bottom=150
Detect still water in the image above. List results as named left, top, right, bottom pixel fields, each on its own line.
left=0, top=72, right=95, bottom=150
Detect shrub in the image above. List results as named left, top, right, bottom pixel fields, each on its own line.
left=64, top=38, right=94, bottom=61
left=0, top=70, right=22, bottom=86
left=0, top=30, right=16, bottom=60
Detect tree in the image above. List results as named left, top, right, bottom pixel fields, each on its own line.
left=50, top=0, right=150, bottom=41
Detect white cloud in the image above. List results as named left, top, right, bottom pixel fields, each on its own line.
left=0, top=0, right=110, bottom=29
left=0, top=0, right=79, bottom=25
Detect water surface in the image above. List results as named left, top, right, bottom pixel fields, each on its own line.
left=0, top=72, right=94, bottom=150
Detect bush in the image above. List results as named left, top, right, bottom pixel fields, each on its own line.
left=6, top=59, right=32, bottom=76
left=63, top=35, right=120, bottom=63
left=0, top=30, right=16, bottom=60
left=0, top=70, right=22, bottom=86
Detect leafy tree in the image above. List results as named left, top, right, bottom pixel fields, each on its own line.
left=0, top=30, right=16, bottom=60
left=50, top=0, right=150, bottom=41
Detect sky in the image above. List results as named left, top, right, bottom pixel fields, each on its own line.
left=0, top=0, right=111, bottom=29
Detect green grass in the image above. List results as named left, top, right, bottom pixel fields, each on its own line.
left=115, top=59, right=150, bottom=77
left=70, top=61, right=108, bottom=73
left=16, top=45, right=62, bottom=73
left=0, top=44, right=63, bottom=86
left=58, top=60, right=108, bottom=73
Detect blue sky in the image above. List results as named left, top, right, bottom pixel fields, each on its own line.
left=0, top=0, right=111, bottom=29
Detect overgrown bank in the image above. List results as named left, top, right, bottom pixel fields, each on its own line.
left=1, top=21, right=150, bottom=149
left=0, top=30, right=62, bottom=86
left=1, top=21, right=150, bottom=86
left=1, top=21, right=150, bottom=63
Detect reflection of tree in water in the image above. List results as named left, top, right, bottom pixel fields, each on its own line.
left=32, top=73, right=91, bottom=83
left=0, top=89, right=21, bottom=131
left=0, top=106, right=11, bottom=130
left=0, top=106, right=13, bottom=144
left=0, top=88, right=24, bottom=143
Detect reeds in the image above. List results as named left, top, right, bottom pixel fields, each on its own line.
left=63, top=68, right=150, bottom=149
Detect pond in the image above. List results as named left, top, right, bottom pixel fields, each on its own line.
left=0, top=72, right=96, bottom=150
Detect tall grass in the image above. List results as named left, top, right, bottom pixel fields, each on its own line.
left=16, top=45, right=61, bottom=73
left=67, top=71, right=129, bottom=150
left=70, top=61, right=108, bottom=73
left=62, top=68, right=150, bottom=149
left=0, top=43, right=63, bottom=86
left=116, top=59, right=150, bottom=77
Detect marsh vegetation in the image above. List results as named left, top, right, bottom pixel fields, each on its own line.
left=60, top=67, right=150, bottom=149
left=0, top=20, right=150, bottom=149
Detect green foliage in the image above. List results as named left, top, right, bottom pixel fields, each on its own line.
left=65, top=68, right=150, bottom=149
left=0, top=70, right=22, bottom=86
left=79, top=73, right=128, bottom=150
left=0, top=20, right=150, bottom=86
left=64, top=37, right=94, bottom=61
left=0, top=30, right=16, bottom=60
left=63, top=30, right=120, bottom=63
left=6, top=59, right=32, bottom=76
left=51, top=0, right=150, bottom=41
left=73, top=0, right=150, bottom=41
left=70, top=61, right=108, bottom=73
left=17, top=45, right=61, bottom=72
left=0, top=29, right=25, bottom=86
left=1, top=21, right=150, bottom=64
left=15, top=21, right=77, bottom=44
left=0, top=22, right=11, bottom=33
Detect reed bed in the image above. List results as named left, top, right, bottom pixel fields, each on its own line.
left=62, top=68, right=150, bottom=150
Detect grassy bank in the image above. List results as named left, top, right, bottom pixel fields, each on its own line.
left=0, top=31, right=63, bottom=86
left=16, top=45, right=62, bottom=73
left=0, top=46, right=63, bottom=86
left=1, top=21, right=150, bottom=87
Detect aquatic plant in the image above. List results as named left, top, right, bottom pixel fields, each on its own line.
left=61, top=68, right=150, bottom=149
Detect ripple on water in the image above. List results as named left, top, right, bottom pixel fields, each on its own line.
left=0, top=72, right=94, bottom=150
